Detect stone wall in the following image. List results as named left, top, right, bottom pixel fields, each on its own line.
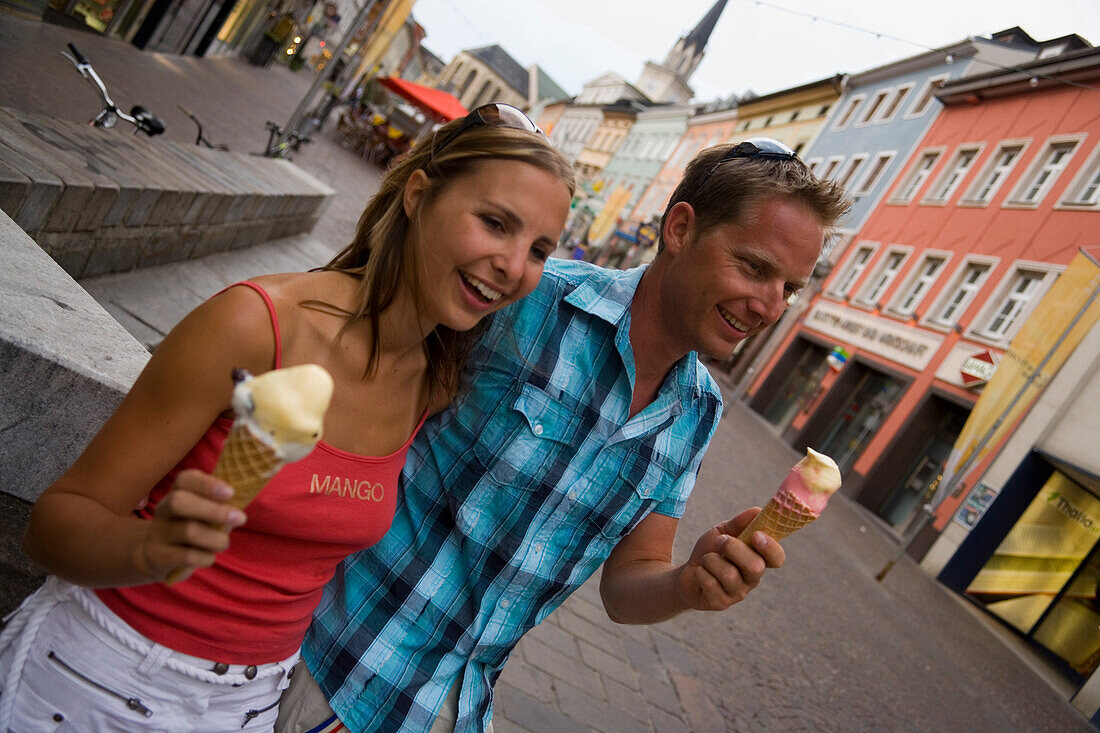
left=0, top=208, right=148, bottom=502
left=0, top=106, right=334, bottom=278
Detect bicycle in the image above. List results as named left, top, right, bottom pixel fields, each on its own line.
left=61, top=43, right=165, bottom=137
left=259, top=120, right=312, bottom=160
left=178, top=104, right=228, bottom=151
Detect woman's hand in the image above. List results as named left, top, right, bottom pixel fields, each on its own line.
left=135, top=469, right=247, bottom=584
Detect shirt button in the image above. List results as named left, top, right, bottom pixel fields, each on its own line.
left=533, top=543, right=543, bottom=552
left=567, top=490, right=578, bottom=501
left=532, top=423, right=544, bottom=436
left=500, top=598, right=511, bottom=609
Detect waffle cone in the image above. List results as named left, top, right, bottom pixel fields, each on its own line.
left=214, top=421, right=285, bottom=510
left=164, top=423, right=283, bottom=586
left=737, top=492, right=818, bottom=543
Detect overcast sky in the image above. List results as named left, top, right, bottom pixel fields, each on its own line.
left=410, top=0, right=1099, bottom=100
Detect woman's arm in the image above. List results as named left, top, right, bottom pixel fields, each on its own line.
left=23, top=285, right=277, bottom=587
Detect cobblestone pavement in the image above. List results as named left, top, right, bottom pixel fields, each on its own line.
left=1, top=12, right=1095, bottom=731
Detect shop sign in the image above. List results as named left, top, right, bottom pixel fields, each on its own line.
left=804, top=302, right=943, bottom=371
left=959, top=349, right=998, bottom=387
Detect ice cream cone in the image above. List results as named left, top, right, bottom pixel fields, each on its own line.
left=214, top=422, right=285, bottom=511
left=164, top=364, right=334, bottom=585
left=737, top=447, right=841, bottom=544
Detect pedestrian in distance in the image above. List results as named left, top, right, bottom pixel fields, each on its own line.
left=0, top=104, right=574, bottom=732
left=276, top=138, right=852, bottom=732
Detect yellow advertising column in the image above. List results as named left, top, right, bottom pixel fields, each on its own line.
left=934, top=248, right=1100, bottom=526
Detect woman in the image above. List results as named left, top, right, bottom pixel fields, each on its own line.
left=0, top=103, right=574, bottom=731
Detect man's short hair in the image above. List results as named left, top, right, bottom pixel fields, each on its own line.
left=657, top=144, right=851, bottom=253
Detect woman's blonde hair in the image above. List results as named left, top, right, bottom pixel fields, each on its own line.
left=321, top=117, right=575, bottom=400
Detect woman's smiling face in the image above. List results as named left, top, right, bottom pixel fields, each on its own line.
left=403, top=158, right=572, bottom=333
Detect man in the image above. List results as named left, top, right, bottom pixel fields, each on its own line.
left=278, top=139, right=850, bottom=732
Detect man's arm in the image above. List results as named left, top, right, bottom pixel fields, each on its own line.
left=599, top=508, right=785, bottom=625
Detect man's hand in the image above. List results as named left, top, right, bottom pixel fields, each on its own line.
left=675, top=508, right=785, bottom=612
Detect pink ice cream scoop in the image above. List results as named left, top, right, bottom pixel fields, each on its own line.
left=737, top=448, right=842, bottom=543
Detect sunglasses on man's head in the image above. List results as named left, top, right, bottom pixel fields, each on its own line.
left=432, top=103, right=542, bottom=158
left=703, top=137, right=803, bottom=182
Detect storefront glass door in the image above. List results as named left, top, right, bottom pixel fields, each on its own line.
left=761, top=343, right=829, bottom=432
left=816, top=368, right=904, bottom=474
left=966, top=472, right=1100, bottom=679
left=878, top=406, right=968, bottom=531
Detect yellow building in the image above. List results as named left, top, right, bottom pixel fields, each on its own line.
left=728, top=74, right=845, bottom=155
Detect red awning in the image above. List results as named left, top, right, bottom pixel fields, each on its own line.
left=377, top=76, right=467, bottom=123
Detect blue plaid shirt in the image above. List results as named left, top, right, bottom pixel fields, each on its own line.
left=303, top=259, right=722, bottom=732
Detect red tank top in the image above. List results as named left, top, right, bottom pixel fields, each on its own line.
left=97, top=281, right=426, bottom=663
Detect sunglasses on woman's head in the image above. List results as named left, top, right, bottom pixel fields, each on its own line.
left=431, top=103, right=542, bottom=158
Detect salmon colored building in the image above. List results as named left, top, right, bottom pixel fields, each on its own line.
left=745, top=47, right=1100, bottom=562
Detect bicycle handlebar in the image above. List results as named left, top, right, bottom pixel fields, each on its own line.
left=61, top=44, right=166, bottom=134
left=66, top=43, right=88, bottom=65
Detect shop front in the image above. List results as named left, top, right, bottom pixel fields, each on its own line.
left=941, top=453, right=1100, bottom=685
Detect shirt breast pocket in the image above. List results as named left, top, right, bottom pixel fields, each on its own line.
left=453, top=382, right=585, bottom=548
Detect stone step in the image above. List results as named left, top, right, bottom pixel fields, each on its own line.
left=0, top=106, right=334, bottom=278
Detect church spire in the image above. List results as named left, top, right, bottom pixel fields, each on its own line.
left=683, top=0, right=728, bottom=55
left=637, top=0, right=727, bottom=101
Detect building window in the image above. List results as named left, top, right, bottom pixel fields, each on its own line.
left=907, top=74, right=949, bottom=117
left=830, top=243, right=876, bottom=296
left=877, top=84, right=913, bottom=122
left=855, top=152, right=895, bottom=195
left=961, top=142, right=1026, bottom=205
left=835, top=154, right=868, bottom=191
left=858, top=90, right=890, bottom=125
left=806, top=158, right=823, bottom=175
left=833, top=95, right=864, bottom=130
left=820, top=157, right=844, bottom=181
left=1057, top=141, right=1100, bottom=209
left=930, top=261, right=992, bottom=327
left=891, top=150, right=942, bottom=203
left=975, top=268, right=1049, bottom=340
left=891, top=254, right=946, bottom=316
left=856, top=249, right=907, bottom=306
left=1007, top=138, right=1082, bottom=206
left=925, top=145, right=981, bottom=203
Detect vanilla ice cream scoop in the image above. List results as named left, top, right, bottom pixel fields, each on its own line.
left=231, top=364, right=334, bottom=461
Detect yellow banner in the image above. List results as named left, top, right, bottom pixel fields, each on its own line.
left=355, top=0, right=416, bottom=81
left=587, top=186, right=633, bottom=245
left=935, top=248, right=1100, bottom=525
